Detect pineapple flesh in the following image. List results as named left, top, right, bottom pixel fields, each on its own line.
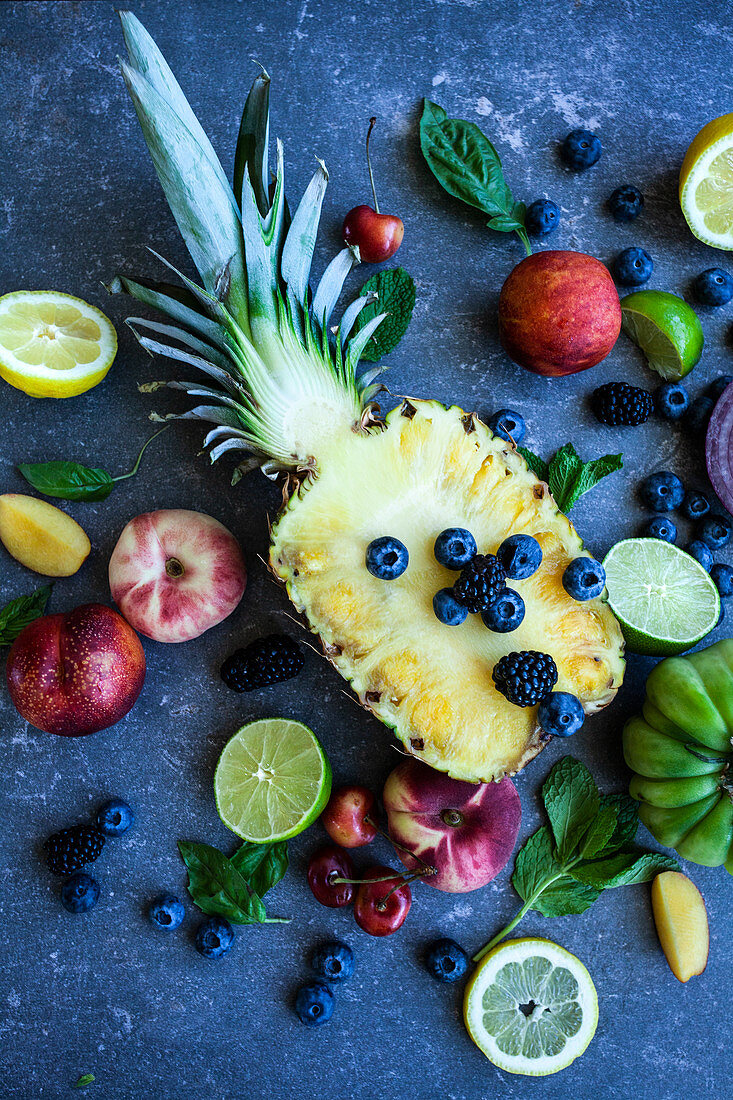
left=272, top=400, right=624, bottom=781
left=113, top=13, right=625, bottom=785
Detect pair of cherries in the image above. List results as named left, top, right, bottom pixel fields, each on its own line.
left=307, top=785, right=413, bottom=937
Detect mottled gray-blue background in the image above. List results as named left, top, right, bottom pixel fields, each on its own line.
left=1, top=1, right=731, bottom=1097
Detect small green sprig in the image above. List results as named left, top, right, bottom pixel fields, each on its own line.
left=518, top=442, right=622, bottom=512
left=354, top=267, right=416, bottom=362
left=473, top=757, right=678, bottom=962
left=0, top=585, right=52, bottom=646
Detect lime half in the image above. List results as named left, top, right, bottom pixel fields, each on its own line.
left=463, top=938, right=598, bottom=1076
left=603, top=539, right=720, bottom=657
left=214, top=718, right=332, bottom=843
left=621, top=290, right=703, bottom=380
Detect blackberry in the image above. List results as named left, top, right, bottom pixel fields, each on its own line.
left=221, top=634, right=304, bottom=692
left=492, top=651, right=558, bottom=707
left=44, top=824, right=105, bottom=876
left=453, top=554, right=506, bottom=614
left=591, top=382, right=653, bottom=426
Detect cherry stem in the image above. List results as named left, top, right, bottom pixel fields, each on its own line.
left=331, top=872, right=399, bottom=885
left=375, top=871, right=426, bottom=911
left=366, top=116, right=380, bottom=214
left=364, top=814, right=437, bottom=877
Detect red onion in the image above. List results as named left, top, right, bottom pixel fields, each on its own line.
left=706, top=382, right=733, bottom=516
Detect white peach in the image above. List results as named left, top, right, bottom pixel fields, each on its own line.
left=109, top=509, right=246, bottom=643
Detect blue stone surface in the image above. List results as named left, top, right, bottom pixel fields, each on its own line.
left=0, top=1, right=730, bottom=1096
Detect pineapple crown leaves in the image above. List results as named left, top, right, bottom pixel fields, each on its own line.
left=111, top=11, right=390, bottom=477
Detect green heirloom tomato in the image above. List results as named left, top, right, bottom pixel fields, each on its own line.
left=623, top=639, right=733, bottom=872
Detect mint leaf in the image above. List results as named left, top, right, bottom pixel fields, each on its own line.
left=518, top=446, right=549, bottom=482
left=542, top=756, right=600, bottom=863
left=512, top=826, right=563, bottom=903
left=573, top=849, right=678, bottom=890
left=598, top=793, right=639, bottom=853
left=230, top=840, right=288, bottom=898
left=355, top=267, right=415, bottom=362
left=74, top=1075, right=95, bottom=1089
left=0, top=585, right=52, bottom=646
left=563, top=452, right=623, bottom=511
left=547, top=443, right=623, bottom=512
left=178, top=840, right=267, bottom=924
left=533, top=877, right=601, bottom=918
left=420, top=99, right=529, bottom=253
left=578, top=804, right=618, bottom=860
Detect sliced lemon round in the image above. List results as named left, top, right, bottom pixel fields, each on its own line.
left=464, top=938, right=598, bottom=1076
left=679, top=114, right=733, bottom=249
left=0, top=290, right=117, bottom=398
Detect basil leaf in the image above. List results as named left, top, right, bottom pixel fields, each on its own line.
left=74, top=1075, right=95, bottom=1089
left=355, top=267, right=416, bottom=362
left=517, top=446, right=549, bottom=482
left=598, top=793, right=639, bottom=853
left=532, top=876, right=601, bottom=918
left=230, top=840, right=288, bottom=898
left=178, top=840, right=266, bottom=924
left=0, top=584, right=52, bottom=645
left=542, top=756, right=600, bottom=863
left=18, top=460, right=115, bottom=502
left=573, top=849, right=678, bottom=890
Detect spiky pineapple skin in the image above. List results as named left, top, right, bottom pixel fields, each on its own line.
left=270, top=399, right=625, bottom=783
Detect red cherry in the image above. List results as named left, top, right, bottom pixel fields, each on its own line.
left=342, top=117, right=404, bottom=264
left=353, top=865, right=412, bottom=937
left=321, top=785, right=378, bottom=848
left=307, top=845, right=355, bottom=908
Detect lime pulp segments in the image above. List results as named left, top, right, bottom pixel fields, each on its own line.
left=620, top=290, right=703, bottom=381
left=603, top=538, right=720, bottom=657
left=214, top=718, right=332, bottom=843
left=463, top=938, right=598, bottom=1076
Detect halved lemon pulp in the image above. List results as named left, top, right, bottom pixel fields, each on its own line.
left=680, top=115, right=733, bottom=249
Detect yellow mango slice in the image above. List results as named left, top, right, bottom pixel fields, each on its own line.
left=0, top=494, right=90, bottom=576
left=651, top=871, right=709, bottom=982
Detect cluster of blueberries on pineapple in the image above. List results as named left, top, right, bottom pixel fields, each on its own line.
left=365, top=415, right=604, bottom=741
left=44, top=799, right=234, bottom=959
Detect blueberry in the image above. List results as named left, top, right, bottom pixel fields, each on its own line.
left=433, top=587, right=468, bottom=626
left=195, top=917, right=234, bottom=960
left=655, top=381, right=690, bottom=421
left=613, top=247, right=653, bottom=286
left=366, top=536, right=409, bottom=580
left=680, top=490, right=710, bottom=522
left=639, top=471, right=684, bottom=513
left=698, top=514, right=733, bottom=550
left=312, top=940, right=354, bottom=982
left=708, top=375, right=733, bottom=402
left=96, top=798, right=134, bottom=837
left=607, top=184, right=644, bottom=222
left=685, top=540, right=714, bottom=572
left=487, top=409, right=526, bottom=445
left=560, top=129, right=601, bottom=170
left=711, top=562, right=733, bottom=598
left=481, top=588, right=525, bottom=633
left=643, top=516, right=677, bottom=543
left=685, top=396, right=714, bottom=437
left=433, top=527, right=477, bottom=569
left=425, top=938, right=468, bottom=983
left=562, top=557, right=606, bottom=601
left=538, top=691, right=585, bottom=738
left=61, top=872, right=100, bottom=915
left=294, top=980, right=335, bottom=1026
left=497, top=534, right=542, bottom=580
left=525, top=199, right=560, bottom=237
left=693, top=268, right=733, bottom=307
left=149, top=894, right=185, bottom=931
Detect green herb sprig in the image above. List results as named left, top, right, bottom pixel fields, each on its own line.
left=74, top=1074, right=95, bottom=1089
left=178, top=839, right=290, bottom=925
left=354, top=267, right=416, bottom=362
left=18, top=426, right=168, bottom=503
left=420, top=99, right=530, bottom=255
left=0, top=585, right=52, bottom=646
left=518, top=442, right=622, bottom=512
left=473, top=757, right=678, bottom=962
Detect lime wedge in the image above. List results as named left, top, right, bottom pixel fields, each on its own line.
left=603, top=538, right=720, bottom=657
left=621, top=290, right=703, bottom=380
left=463, top=938, right=598, bottom=1076
left=214, top=718, right=332, bottom=843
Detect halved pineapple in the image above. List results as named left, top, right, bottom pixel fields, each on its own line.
left=113, top=14, right=625, bottom=785
left=272, top=400, right=625, bottom=781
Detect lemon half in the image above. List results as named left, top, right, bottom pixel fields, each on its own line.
left=680, top=114, right=733, bottom=250
left=0, top=290, right=117, bottom=398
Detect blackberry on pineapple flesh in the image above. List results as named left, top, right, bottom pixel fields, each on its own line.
left=452, top=554, right=506, bottom=614
left=44, top=824, right=105, bottom=876
left=492, top=651, right=558, bottom=707
left=220, top=634, right=304, bottom=692
left=591, top=383, right=653, bottom=426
